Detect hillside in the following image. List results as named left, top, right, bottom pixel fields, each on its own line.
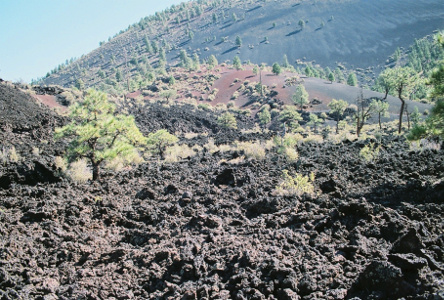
left=40, top=0, right=444, bottom=90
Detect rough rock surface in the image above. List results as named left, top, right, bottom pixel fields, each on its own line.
left=1, top=81, right=443, bottom=299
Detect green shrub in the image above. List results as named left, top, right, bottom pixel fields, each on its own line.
left=275, top=170, right=314, bottom=197
left=359, top=143, right=381, bottom=162
left=217, top=112, right=237, bottom=129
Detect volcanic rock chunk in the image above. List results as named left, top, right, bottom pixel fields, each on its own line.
left=392, top=228, right=425, bottom=254
left=164, top=184, right=179, bottom=195
left=349, top=260, right=416, bottom=298
left=388, top=253, right=428, bottom=271
left=135, top=188, right=155, bottom=200
left=213, top=168, right=236, bottom=187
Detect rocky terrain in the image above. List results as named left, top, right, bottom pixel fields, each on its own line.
left=1, top=80, right=444, bottom=299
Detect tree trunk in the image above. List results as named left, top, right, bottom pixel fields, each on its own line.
left=383, top=89, right=389, bottom=100
left=335, top=117, right=339, bottom=134
left=92, top=163, right=100, bottom=181
left=398, top=100, right=405, bottom=134
left=398, top=91, right=405, bottom=134
left=406, top=106, right=411, bottom=130
left=356, top=116, right=361, bottom=137
left=378, top=112, right=382, bottom=129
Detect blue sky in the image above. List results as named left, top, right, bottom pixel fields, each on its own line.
left=0, top=0, right=187, bottom=83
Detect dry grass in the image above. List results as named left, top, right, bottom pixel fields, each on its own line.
left=164, top=144, right=198, bottom=163
left=236, top=141, right=266, bottom=160
left=67, top=159, right=92, bottom=183
left=1, top=146, right=21, bottom=164
left=284, top=147, right=299, bottom=162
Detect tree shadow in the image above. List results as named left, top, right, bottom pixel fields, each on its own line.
left=220, top=23, right=233, bottom=30
left=177, top=40, right=191, bottom=48
left=286, top=29, right=302, bottom=36
left=292, top=3, right=301, bottom=7
left=247, top=5, right=262, bottom=12
left=222, top=47, right=238, bottom=55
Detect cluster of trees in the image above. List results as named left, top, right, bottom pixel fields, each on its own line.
left=409, top=32, right=444, bottom=140
left=55, top=89, right=179, bottom=181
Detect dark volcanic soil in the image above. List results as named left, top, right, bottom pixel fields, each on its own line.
left=1, top=81, right=444, bottom=299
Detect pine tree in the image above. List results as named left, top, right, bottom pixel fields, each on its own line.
left=233, top=56, right=242, bottom=70
left=371, top=99, right=390, bottom=129
left=298, top=19, right=305, bottom=30
left=282, top=54, right=290, bottom=68
left=279, top=106, right=302, bottom=131
left=258, top=108, right=271, bottom=125
left=55, top=89, right=146, bottom=180
left=375, top=68, right=395, bottom=99
left=218, top=112, right=237, bottom=129
left=391, top=67, right=416, bottom=133
left=147, top=129, right=178, bottom=159
left=207, top=55, right=218, bottom=70
left=235, top=35, right=242, bottom=48
left=328, top=72, right=335, bottom=83
left=292, top=84, right=309, bottom=110
left=328, top=99, right=348, bottom=133
left=272, top=62, right=282, bottom=75
left=347, top=73, right=358, bottom=86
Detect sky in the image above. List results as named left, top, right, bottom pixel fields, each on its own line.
left=0, top=0, right=187, bottom=83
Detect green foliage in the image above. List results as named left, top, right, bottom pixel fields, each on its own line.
left=292, top=84, right=309, bottom=110
left=253, top=65, right=259, bottom=76
left=410, top=106, right=421, bottom=126
left=359, top=143, right=381, bottom=162
left=408, top=99, right=444, bottom=140
left=374, top=68, right=395, bottom=99
left=235, top=35, right=242, bottom=47
left=258, top=107, right=271, bottom=125
left=335, top=68, right=345, bottom=83
left=429, top=64, right=444, bottom=100
left=55, top=89, right=146, bottom=180
left=307, top=114, right=323, bottom=131
left=272, top=63, right=282, bottom=75
left=371, top=99, right=390, bottom=129
left=160, top=89, right=177, bottom=101
left=192, top=53, right=201, bottom=70
left=282, top=54, right=290, bottom=68
left=328, top=99, right=348, bottom=133
left=217, top=112, right=238, bottom=129
left=279, top=106, right=302, bottom=131
left=180, top=49, right=193, bottom=69
left=347, top=73, right=358, bottom=86
left=328, top=72, right=335, bottom=83
left=305, top=66, right=313, bottom=77
left=147, top=129, right=178, bottom=158
left=298, top=19, right=305, bottom=30
left=275, top=170, right=315, bottom=197
left=116, top=69, right=123, bottom=82
left=407, top=35, right=444, bottom=77
left=232, top=12, right=237, bottom=22
left=233, top=56, right=242, bottom=70
left=409, top=33, right=444, bottom=140
left=390, top=67, right=417, bottom=133
left=75, top=79, right=85, bottom=90
left=168, top=75, right=176, bottom=86
left=207, top=55, right=218, bottom=70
